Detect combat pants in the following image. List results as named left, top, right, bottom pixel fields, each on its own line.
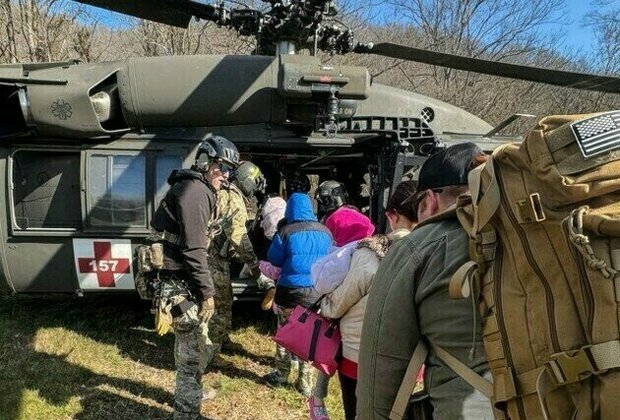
left=172, top=300, right=214, bottom=420
left=274, top=306, right=314, bottom=395
left=208, top=255, right=233, bottom=354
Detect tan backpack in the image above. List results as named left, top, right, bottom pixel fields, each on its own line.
left=450, top=111, right=620, bottom=419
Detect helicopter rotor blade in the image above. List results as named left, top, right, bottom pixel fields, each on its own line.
left=73, top=0, right=221, bottom=28
left=358, top=42, right=620, bottom=94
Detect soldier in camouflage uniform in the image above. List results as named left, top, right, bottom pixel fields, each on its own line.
left=150, top=135, right=240, bottom=420
left=208, top=161, right=266, bottom=354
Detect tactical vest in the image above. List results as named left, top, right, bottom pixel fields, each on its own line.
left=210, top=184, right=245, bottom=258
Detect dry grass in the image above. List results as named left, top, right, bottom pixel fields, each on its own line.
left=0, top=296, right=345, bottom=420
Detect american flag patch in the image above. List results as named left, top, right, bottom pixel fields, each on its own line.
left=570, top=111, right=620, bottom=158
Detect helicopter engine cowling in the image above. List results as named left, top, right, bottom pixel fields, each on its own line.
left=2, top=53, right=491, bottom=140
left=10, top=54, right=371, bottom=139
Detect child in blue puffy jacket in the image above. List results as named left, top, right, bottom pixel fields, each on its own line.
left=264, top=191, right=333, bottom=396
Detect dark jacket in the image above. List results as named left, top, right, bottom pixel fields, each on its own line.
left=268, top=193, right=332, bottom=307
left=151, top=169, right=217, bottom=300
left=356, top=210, right=492, bottom=420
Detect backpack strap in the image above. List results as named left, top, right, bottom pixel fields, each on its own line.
left=536, top=339, right=620, bottom=420
left=449, top=261, right=477, bottom=299
left=429, top=342, right=493, bottom=399
left=546, top=340, right=620, bottom=386
left=458, top=163, right=499, bottom=275
left=432, top=342, right=509, bottom=420
left=390, top=341, right=429, bottom=420
left=390, top=340, right=494, bottom=420
left=469, top=161, right=501, bottom=235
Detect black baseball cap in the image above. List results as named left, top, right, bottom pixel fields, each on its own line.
left=417, top=142, right=485, bottom=191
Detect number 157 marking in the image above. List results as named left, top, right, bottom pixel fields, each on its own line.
left=88, top=260, right=119, bottom=272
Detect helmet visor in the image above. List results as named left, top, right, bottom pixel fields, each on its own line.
left=214, top=158, right=238, bottom=174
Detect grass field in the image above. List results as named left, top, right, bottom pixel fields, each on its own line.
left=0, top=296, right=345, bottom=420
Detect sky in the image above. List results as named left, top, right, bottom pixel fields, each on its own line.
left=561, top=0, right=599, bottom=55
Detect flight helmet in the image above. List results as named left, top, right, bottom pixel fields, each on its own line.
left=195, top=135, right=240, bottom=172
left=316, top=180, right=349, bottom=217
left=233, top=161, right=266, bottom=198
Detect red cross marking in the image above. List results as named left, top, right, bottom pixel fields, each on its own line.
left=78, top=241, right=130, bottom=287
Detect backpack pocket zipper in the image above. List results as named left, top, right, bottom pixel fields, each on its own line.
left=495, top=165, right=561, bottom=353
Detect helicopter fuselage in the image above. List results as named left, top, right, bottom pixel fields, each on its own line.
left=0, top=53, right=494, bottom=296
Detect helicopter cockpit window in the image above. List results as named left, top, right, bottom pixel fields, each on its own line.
left=88, top=154, right=146, bottom=227
left=12, top=150, right=81, bottom=229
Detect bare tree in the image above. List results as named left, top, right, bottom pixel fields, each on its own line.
left=0, top=0, right=19, bottom=62
left=329, top=0, right=619, bottom=130
left=0, top=0, right=99, bottom=63
left=580, top=0, right=620, bottom=110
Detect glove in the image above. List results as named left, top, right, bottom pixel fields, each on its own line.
left=155, top=301, right=173, bottom=336
left=198, top=296, right=215, bottom=322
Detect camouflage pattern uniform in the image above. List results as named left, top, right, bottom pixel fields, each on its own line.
left=165, top=281, right=214, bottom=420
left=173, top=312, right=212, bottom=420
left=207, top=254, right=232, bottom=354
left=208, top=183, right=260, bottom=352
left=256, top=273, right=276, bottom=293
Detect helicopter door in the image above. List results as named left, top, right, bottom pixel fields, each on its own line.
left=7, top=148, right=82, bottom=292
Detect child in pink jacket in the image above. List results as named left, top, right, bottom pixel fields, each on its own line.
left=309, top=207, right=375, bottom=420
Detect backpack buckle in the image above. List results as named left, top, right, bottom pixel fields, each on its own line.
left=547, top=347, right=596, bottom=385
left=516, top=193, right=546, bottom=223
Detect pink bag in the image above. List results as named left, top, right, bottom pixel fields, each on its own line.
left=272, top=303, right=341, bottom=376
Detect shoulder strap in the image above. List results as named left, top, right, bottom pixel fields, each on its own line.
left=390, top=340, right=493, bottom=420
left=161, top=200, right=178, bottom=223
left=390, top=341, right=429, bottom=420
left=469, top=160, right=501, bottom=235
left=429, top=342, right=493, bottom=399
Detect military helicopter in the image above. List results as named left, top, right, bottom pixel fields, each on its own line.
left=0, top=0, right=618, bottom=297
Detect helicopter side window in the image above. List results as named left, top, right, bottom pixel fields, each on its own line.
left=88, top=154, right=146, bottom=227
left=12, top=150, right=81, bottom=229
left=155, top=154, right=183, bottom=206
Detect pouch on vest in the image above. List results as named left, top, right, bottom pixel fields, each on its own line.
left=451, top=111, right=620, bottom=420
left=135, top=243, right=165, bottom=274
left=134, top=243, right=165, bottom=300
